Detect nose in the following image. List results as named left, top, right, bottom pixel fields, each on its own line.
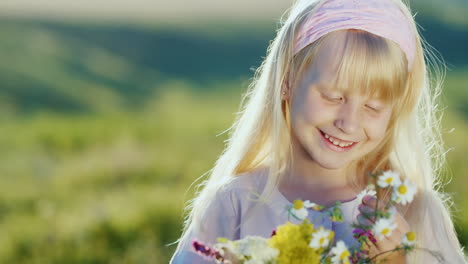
left=334, top=102, right=361, bottom=134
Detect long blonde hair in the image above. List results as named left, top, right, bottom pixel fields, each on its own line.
left=174, top=0, right=467, bottom=262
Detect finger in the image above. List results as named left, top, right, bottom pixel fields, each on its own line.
left=357, top=213, right=374, bottom=227
left=358, top=204, right=375, bottom=215
left=362, top=195, right=388, bottom=212
left=362, top=195, right=377, bottom=206
left=360, top=232, right=381, bottom=256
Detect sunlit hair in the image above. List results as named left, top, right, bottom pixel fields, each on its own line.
left=173, top=0, right=467, bottom=262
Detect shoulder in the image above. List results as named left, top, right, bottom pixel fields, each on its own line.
left=212, top=167, right=270, bottom=214
left=219, top=166, right=270, bottom=196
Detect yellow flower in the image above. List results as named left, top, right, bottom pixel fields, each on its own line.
left=329, top=240, right=351, bottom=264
left=291, top=200, right=309, bottom=220
left=372, top=218, right=397, bottom=240
left=309, top=226, right=334, bottom=250
left=293, top=200, right=304, bottom=209
left=329, top=206, right=344, bottom=222
left=402, top=231, right=417, bottom=247
left=268, top=220, right=321, bottom=264
left=392, top=179, right=417, bottom=205
left=377, top=170, right=401, bottom=188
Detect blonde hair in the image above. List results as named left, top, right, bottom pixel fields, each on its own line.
left=174, top=0, right=467, bottom=262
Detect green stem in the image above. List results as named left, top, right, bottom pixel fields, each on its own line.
left=368, top=247, right=403, bottom=262
left=369, top=247, right=445, bottom=263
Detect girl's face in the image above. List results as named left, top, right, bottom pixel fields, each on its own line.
left=287, top=57, right=393, bottom=171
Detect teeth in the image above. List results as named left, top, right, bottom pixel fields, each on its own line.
left=322, top=131, right=354, bottom=148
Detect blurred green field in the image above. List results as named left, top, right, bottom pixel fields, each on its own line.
left=0, top=84, right=243, bottom=263
left=0, top=10, right=467, bottom=263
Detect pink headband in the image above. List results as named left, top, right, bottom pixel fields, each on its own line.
left=294, top=0, right=416, bottom=71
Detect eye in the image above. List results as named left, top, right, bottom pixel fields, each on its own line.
left=322, top=93, right=343, bottom=102
left=365, top=104, right=381, bottom=112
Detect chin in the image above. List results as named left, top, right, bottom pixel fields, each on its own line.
left=317, top=161, right=348, bottom=170
left=313, top=155, right=351, bottom=170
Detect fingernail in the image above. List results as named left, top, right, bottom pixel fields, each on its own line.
left=363, top=195, right=375, bottom=203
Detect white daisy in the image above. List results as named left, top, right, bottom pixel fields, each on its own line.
left=235, top=236, right=279, bottom=263
left=372, top=218, right=397, bottom=240
left=329, top=240, right=351, bottom=264
left=377, top=170, right=402, bottom=188
left=303, top=200, right=315, bottom=207
left=402, top=231, right=417, bottom=247
left=309, top=227, right=333, bottom=249
left=304, top=200, right=324, bottom=211
left=356, top=187, right=377, bottom=203
left=392, top=179, right=417, bottom=205
left=290, top=200, right=308, bottom=220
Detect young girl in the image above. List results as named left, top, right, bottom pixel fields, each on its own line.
left=171, top=0, right=467, bottom=263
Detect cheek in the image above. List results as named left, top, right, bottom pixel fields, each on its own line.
left=368, top=126, right=387, bottom=142
left=301, top=96, right=331, bottom=124
left=366, top=114, right=391, bottom=141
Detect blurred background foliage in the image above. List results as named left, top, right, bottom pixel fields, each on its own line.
left=0, top=0, right=467, bottom=263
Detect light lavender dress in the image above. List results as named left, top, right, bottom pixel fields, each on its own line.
left=170, top=169, right=362, bottom=264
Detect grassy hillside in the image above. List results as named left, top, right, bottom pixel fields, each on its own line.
left=0, top=18, right=275, bottom=115
left=0, top=14, right=467, bottom=116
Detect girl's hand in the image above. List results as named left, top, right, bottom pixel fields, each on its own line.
left=357, top=195, right=409, bottom=263
left=219, top=247, right=240, bottom=264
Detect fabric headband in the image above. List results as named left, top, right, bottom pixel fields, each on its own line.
left=293, top=0, right=416, bottom=71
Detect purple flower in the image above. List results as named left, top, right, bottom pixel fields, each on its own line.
left=271, top=228, right=277, bottom=237
left=191, top=239, right=225, bottom=262
left=353, top=228, right=377, bottom=244
left=192, top=239, right=213, bottom=257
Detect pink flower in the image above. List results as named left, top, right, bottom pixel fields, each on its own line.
left=191, top=239, right=224, bottom=261
left=353, top=228, right=377, bottom=244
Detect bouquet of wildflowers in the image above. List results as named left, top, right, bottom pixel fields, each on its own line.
left=191, top=170, right=444, bottom=263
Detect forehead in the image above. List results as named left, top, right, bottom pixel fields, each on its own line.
left=295, top=30, right=408, bottom=103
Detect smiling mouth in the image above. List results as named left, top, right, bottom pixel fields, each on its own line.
left=319, top=129, right=358, bottom=148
